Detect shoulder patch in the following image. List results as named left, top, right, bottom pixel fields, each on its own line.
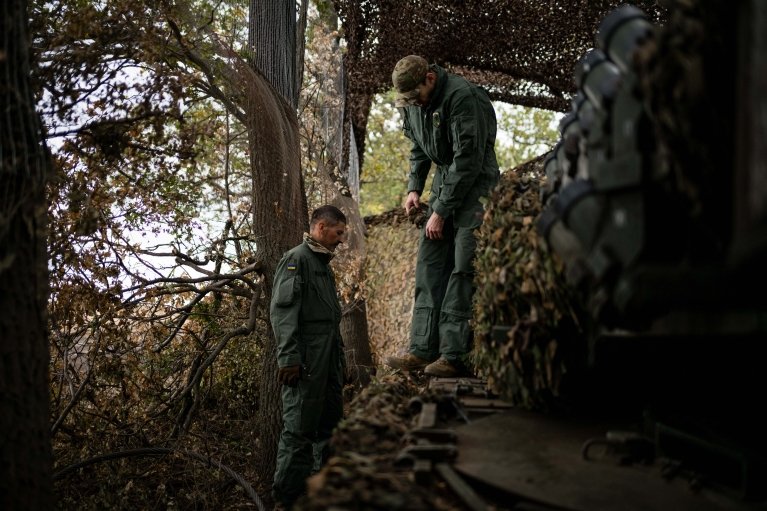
left=287, top=262, right=297, bottom=271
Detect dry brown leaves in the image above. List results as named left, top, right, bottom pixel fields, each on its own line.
left=297, top=373, right=462, bottom=511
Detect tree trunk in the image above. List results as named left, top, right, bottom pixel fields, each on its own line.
left=0, top=0, right=53, bottom=507
left=246, top=79, right=306, bottom=485
left=246, top=0, right=307, bottom=484
left=341, top=300, right=374, bottom=387
left=248, top=0, right=298, bottom=108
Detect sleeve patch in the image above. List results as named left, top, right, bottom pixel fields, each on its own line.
left=287, top=262, right=297, bottom=271
left=275, top=274, right=298, bottom=306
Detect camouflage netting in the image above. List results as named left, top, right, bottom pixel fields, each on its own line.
left=472, top=158, right=585, bottom=411
left=362, top=205, right=426, bottom=365
left=363, top=160, right=584, bottom=412
left=296, top=373, right=465, bottom=511
left=331, top=0, right=666, bottom=166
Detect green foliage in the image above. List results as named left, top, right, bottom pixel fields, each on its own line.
left=34, top=0, right=268, bottom=507
left=494, top=104, right=560, bottom=171
left=360, top=92, right=414, bottom=216
left=298, top=7, right=349, bottom=210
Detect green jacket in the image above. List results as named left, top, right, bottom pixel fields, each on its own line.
left=270, top=241, right=343, bottom=370
left=401, top=65, right=500, bottom=228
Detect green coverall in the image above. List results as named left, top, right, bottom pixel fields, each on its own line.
left=270, top=240, right=344, bottom=506
left=400, top=64, right=500, bottom=364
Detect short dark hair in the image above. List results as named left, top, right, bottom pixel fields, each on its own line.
left=310, top=205, right=346, bottom=228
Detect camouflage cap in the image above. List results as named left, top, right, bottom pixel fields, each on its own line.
left=392, top=55, right=428, bottom=107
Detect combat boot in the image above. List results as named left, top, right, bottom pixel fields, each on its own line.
left=424, top=357, right=460, bottom=377
left=385, top=353, right=430, bottom=371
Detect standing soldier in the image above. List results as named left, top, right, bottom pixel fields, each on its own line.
left=386, top=55, right=500, bottom=377
left=270, top=205, right=347, bottom=509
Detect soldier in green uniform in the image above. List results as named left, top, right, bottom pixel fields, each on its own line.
left=270, top=205, right=347, bottom=509
left=385, top=55, right=500, bottom=377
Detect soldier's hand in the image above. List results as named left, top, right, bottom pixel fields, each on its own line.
left=425, top=212, right=445, bottom=240
left=404, top=191, right=421, bottom=215
left=277, top=365, right=301, bottom=386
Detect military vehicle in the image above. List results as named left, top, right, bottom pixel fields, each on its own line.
left=527, top=3, right=767, bottom=509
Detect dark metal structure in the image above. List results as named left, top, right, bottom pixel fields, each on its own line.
left=532, top=1, right=767, bottom=506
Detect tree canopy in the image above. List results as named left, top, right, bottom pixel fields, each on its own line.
left=32, top=0, right=310, bottom=507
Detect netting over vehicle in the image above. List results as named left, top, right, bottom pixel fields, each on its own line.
left=332, top=0, right=665, bottom=167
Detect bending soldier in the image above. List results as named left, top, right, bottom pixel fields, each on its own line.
left=386, top=55, right=500, bottom=377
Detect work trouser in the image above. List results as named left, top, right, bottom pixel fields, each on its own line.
left=409, top=216, right=477, bottom=364
left=272, top=353, right=343, bottom=507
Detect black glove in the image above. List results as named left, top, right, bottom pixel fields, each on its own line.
left=277, top=365, right=301, bottom=386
